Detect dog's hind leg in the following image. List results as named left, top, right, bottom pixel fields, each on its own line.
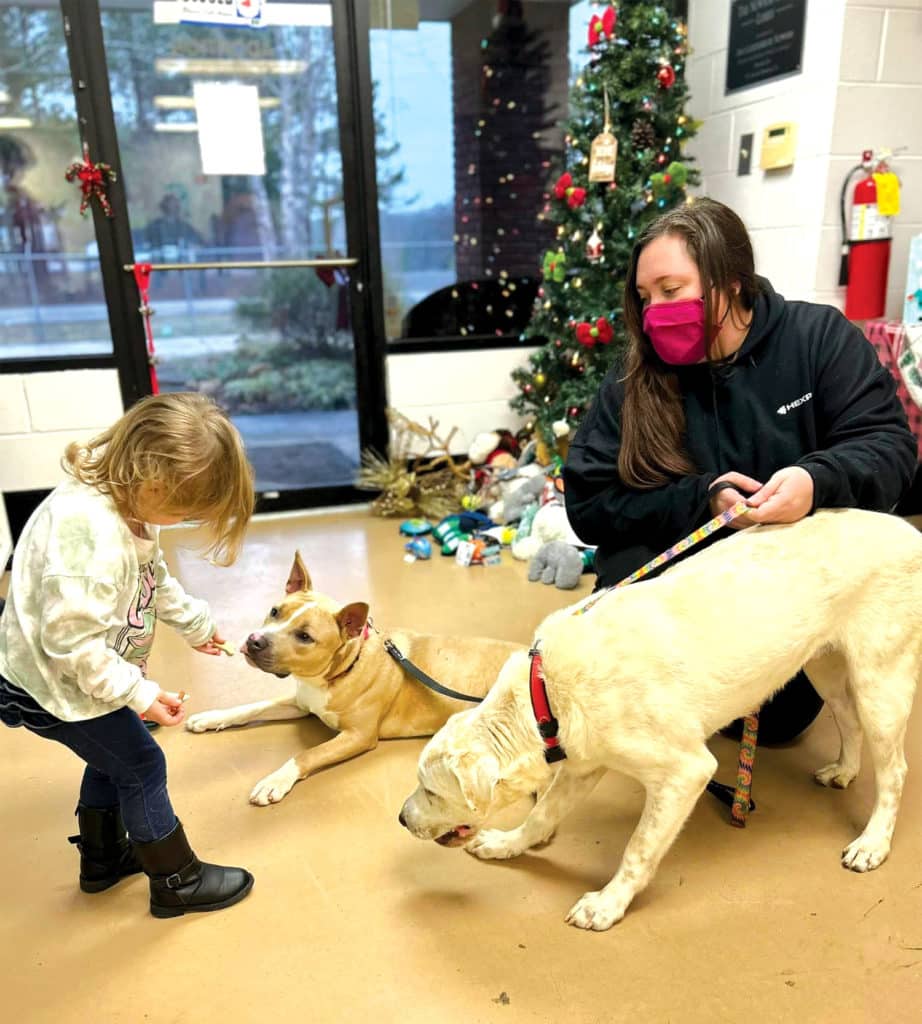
left=466, top=766, right=605, bottom=861
left=805, top=651, right=862, bottom=789
left=839, top=665, right=914, bottom=873
left=566, top=746, right=717, bottom=931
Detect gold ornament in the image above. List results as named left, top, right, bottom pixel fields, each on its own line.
left=589, top=89, right=617, bottom=183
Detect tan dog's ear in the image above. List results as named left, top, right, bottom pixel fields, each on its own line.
left=336, top=602, right=369, bottom=640
left=286, top=551, right=312, bottom=594
left=450, top=752, right=498, bottom=816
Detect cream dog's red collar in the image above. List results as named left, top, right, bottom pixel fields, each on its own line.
left=529, top=645, right=566, bottom=764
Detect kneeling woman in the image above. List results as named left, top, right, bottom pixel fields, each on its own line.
left=563, top=198, right=916, bottom=743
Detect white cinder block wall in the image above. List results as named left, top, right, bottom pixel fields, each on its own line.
left=385, top=347, right=539, bottom=454
left=686, top=0, right=848, bottom=304
left=688, top=0, right=922, bottom=320
left=0, top=369, right=124, bottom=496
left=820, top=0, right=922, bottom=316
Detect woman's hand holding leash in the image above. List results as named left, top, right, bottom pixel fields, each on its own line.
left=745, top=466, right=814, bottom=524
left=709, top=472, right=761, bottom=529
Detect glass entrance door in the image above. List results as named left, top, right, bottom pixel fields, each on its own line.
left=95, top=0, right=373, bottom=498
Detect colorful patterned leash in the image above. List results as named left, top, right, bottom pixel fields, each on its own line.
left=573, top=498, right=760, bottom=826
left=574, top=499, right=752, bottom=615
left=730, top=712, right=759, bottom=827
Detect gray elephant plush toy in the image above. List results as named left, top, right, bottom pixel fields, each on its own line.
left=499, top=473, right=547, bottom=523
left=528, top=540, right=591, bottom=590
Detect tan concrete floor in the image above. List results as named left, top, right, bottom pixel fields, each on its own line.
left=2, top=509, right=922, bottom=1024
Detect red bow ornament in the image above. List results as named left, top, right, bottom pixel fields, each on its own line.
left=554, top=172, right=587, bottom=209
left=65, top=143, right=117, bottom=218
left=588, top=6, right=617, bottom=47
left=656, top=64, right=677, bottom=89
left=576, top=318, right=614, bottom=348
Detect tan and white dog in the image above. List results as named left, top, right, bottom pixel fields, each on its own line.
left=187, top=553, right=523, bottom=806
left=399, top=509, right=922, bottom=931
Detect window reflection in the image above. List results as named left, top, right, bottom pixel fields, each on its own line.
left=0, top=3, right=113, bottom=359
left=372, top=0, right=600, bottom=344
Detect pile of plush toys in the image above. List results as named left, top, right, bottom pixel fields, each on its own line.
left=396, top=423, right=595, bottom=590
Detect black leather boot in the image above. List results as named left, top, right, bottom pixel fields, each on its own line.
left=132, top=821, right=254, bottom=919
left=68, top=804, right=143, bottom=894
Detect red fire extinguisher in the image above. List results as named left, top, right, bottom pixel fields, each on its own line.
left=839, top=149, right=893, bottom=321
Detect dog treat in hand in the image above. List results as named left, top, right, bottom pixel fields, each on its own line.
left=214, top=640, right=236, bottom=656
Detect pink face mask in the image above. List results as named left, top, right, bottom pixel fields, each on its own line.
left=642, top=297, right=709, bottom=365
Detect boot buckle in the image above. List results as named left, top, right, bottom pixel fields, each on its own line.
left=165, top=872, right=184, bottom=889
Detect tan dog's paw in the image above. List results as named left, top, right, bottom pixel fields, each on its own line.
left=565, top=891, right=624, bottom=931
left=186, top=710, right=231, bottom=733
left=814, top=762, right=858, bottom=789
left=465, top=829, right=525, bottom=861
left=841, top=834, right=890, bottom=872
left=249, top=761, right=300, bottom=806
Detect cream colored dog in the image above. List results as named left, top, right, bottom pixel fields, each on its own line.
left=399, top=509, right=922, bottom=930
left=187, top=553, right=523, bottom=806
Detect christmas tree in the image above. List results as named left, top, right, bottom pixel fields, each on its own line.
left=510, top=0, right=699, bottom=448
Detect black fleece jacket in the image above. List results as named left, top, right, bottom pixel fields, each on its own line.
left=564, top=279, right=918, bottom=586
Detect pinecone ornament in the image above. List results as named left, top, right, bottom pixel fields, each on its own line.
left=631, top=119, right=656, bottom=151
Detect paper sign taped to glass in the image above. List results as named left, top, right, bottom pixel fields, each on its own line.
left=193, top=82, right=266, bottom=177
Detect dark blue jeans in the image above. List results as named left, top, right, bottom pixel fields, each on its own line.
left=0, top=673, right=177, bottom=843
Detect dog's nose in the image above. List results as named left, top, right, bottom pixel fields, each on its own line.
left=398, top=810, right=407, bottom=828
left=247, top=632, right=268, bottom=653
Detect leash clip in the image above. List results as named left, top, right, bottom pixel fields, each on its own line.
left=536, top=716, right=560, bottom=740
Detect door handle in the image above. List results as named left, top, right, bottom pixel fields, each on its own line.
left=123, top=257, right=358, bottom=272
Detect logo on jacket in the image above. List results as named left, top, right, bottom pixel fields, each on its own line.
left=777, top=392, right=813, bottom=416
left=114, top=560, right=157, bottom=675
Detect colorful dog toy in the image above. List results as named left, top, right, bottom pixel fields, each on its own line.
left=404, top=537, right=432, bottom=561
left=433, top=516, right=471, bottom=556
left=399, top=518, right=432, bottom=536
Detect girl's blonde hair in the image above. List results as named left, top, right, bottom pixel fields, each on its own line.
left=64, top=392, right=254, bottom=565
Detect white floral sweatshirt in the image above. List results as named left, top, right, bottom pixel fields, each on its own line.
left=0, top=479, right=215, bottom=722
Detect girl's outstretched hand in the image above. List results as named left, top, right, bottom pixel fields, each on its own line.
left=194, top=631, right=227, bottom=656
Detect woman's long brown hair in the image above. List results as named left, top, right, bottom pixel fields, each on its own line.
left=619, top=198, right=759, bottom=488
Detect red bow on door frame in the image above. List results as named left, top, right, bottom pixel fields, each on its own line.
left=65, top=142, right=117, bottom=218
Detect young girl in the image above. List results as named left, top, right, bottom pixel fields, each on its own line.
left=564, top=198, right=916, bottom=743
left=0, top=392, right=256, bottom=918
